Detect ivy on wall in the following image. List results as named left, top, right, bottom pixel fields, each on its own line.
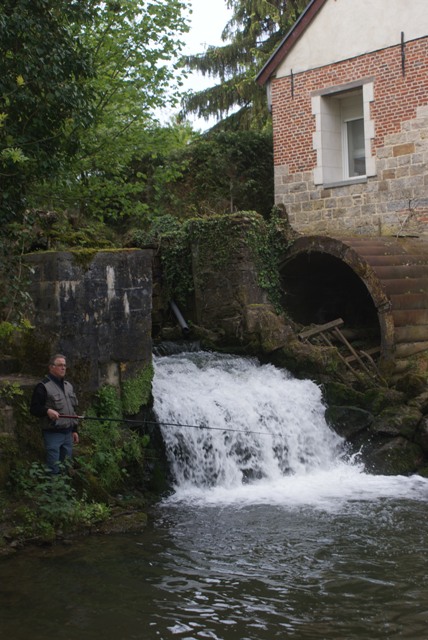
left=156, top=210, right=292, bottom=313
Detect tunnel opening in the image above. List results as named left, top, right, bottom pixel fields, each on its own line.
left=280, top=252, right=381, bottom=350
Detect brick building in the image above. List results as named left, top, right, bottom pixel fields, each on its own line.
left=256, top=0, right=428, bottom=371
left=257, top=0, right=428, bottom=237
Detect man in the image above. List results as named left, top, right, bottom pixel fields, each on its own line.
left=30, top=354, right=79, bottom=474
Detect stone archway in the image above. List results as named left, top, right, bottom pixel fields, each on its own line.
left=280, top=236, right=428, bottom=368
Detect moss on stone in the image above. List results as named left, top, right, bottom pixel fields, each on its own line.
left=70, top=248, right=141, bottom=272
left=365, top=438, right=424, bottom=475
left=322, top=382, right=366, bottom=408
left=362, top=387, right=407, bottom=415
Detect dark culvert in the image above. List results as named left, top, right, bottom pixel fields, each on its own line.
left=279, top=235, right=428, bottom=371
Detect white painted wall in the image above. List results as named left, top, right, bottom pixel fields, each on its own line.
left=276, top=0, right=428, bottom=77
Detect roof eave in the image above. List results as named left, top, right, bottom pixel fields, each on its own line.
left=256, top=0, right=329, bottom=87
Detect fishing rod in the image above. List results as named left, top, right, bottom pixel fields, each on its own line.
left=59, top=414, right=273, bottom=437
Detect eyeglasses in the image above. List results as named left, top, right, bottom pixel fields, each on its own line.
left=53, top=363, right=67, bottom=368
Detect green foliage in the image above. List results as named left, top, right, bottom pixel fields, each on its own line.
left=38, top=213, right=116, bottom=251
left=0, top=1, right=191, bottom=321
left=157, top=129, right=274, bottom=218
left=122, top=364, right=154, bottom=415
left=81, top=384, right=151, bottom=493
left=156, top=210, right=289, bottom=311
left=159, top=224, right=194, bottom=306
left=80, top=419, right=149, bottom=492
left=0, top=321, right=15, bottom=342
left=8, top=461, right=110, bottom=540
left=246, top=207, right=291, bottom=311
left=0, top=0, right=95, bottom=222
left=0, top=381, right=24, bottom=403
left=126, top=213, right=183, bottom=247
left=33, top=4, right=191, bottom=223
left=93, top=384, right=123, bottom=423
left=57, top=122, right=194, bottom=224
left=0, top=318, right=33, bottom=354
left=126, top=214, right=194, bottom=306
left=0, top=0, right=95, bottom=320
left=187, top=212, right=251, bottom=270
left=0, top=215, right=37, bottom=322
left=181, top=0, right=308, bottom=129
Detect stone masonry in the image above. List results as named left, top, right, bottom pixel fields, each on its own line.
left=24, top=249, right=153, bottom=404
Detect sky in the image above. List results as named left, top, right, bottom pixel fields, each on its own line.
left=184, top=0, right=232, bottom=56
left=158, top=0, right=233, bottom=129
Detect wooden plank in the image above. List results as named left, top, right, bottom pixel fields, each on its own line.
left=345, top=347, right=380, bottom=363
left=332, top=326, right=374, bottom=376
left=298, top=318, right=344, bottom=340
left=318, top=331, right=366, bottom=384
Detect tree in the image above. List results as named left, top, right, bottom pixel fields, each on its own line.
left=31, top=0, right=191, bottom=222
left=181, top=0, right=308, bottom=130
left=0, top=0, right=95, bottom=222
left=0, top=0, right=190, bottom=320
left=188, top=130, right=274, bottom=217
left=140, top=129, right=275, bottom=220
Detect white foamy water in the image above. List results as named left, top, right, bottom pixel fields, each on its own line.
left=153, top=351, right=428, bottom=508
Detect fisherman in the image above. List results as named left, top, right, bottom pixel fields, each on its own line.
left=30, top=354, right=79, bottom=474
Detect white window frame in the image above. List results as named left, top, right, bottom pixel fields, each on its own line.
left=312, top=80, right=375, bottom=186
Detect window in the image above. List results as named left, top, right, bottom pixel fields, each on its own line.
left=341, top=94, right=365, bottom=179
left=312, top=81, right=375, bottom=186
left=345, top=118, right=365, bottom=178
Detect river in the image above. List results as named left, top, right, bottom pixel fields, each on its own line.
left=1, top=351, right=428, bottom=639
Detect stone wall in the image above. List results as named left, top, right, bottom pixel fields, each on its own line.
left=189, top=215, right=293, bottom=352
left=271, top=38, right=428, bottom=236
left=25, top=249, right=153, bottom=406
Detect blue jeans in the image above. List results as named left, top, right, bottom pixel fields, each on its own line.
left=43, top=430, right=73, bottom=474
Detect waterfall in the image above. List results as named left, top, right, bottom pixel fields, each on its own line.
left=153, top=351, right=351, bottom=486
left=153, top=351, right=428, bottom=507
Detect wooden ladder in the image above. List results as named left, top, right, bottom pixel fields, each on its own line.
left=298, top=318, right=381, bottom=381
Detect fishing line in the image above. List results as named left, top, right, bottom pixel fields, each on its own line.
left=59, top=414, right=273, bottom=437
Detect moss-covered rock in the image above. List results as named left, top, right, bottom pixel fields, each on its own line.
left=362, top=387, right=406, bottom=415
left=364, top=437, right=424, bottom=475
left=325, top=405, right=374, bottom=440
left=322, top=382, right=366, bottom=407
left=408, top=391, right=428, bottom=415
left=415, top=415, right=428, bottom=454
left=371, top=405, right=423, bottom=439
left=394, top=373, right=428, bottom=399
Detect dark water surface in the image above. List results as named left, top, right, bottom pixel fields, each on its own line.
left=1, top=498, right=428, bottom=640
left=3, top=352, right=428, bottom=639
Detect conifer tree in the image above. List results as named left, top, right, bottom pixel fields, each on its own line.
left=181, top=0, right=307, bottom=130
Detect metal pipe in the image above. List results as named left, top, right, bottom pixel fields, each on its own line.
left=170, top=300, right=190, bottom=336
left=401, top=32, right=406, bottom=76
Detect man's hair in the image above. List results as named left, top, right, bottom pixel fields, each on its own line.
left=49, top=354, right=67, bottom=366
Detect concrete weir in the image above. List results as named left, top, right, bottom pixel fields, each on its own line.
left=25, top=249, right=154, bottom=398
left=279, top=236, right=428, bottom=369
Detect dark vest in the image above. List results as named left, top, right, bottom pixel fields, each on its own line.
left=42, top=378, right=78, bottom=431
